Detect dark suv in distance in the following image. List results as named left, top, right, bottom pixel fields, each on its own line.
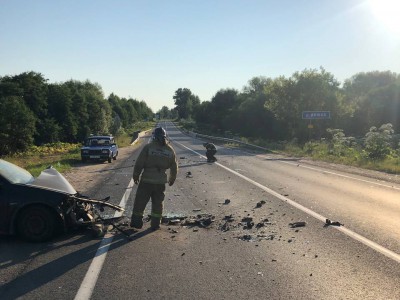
left=81, top=135, right=118, bottom=163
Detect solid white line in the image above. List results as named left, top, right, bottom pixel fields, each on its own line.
left=74, top=178, right=135, bottom=300
left=239, top=149, right=400, bottom=191
left=173, top=140, right=400, bottom=264
left=280, top=160, right=400, bottom=190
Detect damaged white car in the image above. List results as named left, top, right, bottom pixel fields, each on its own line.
left=0, top=159, right=124, bottom=242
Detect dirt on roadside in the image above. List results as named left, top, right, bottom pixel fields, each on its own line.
left=63, top=144, right=140, bottom=194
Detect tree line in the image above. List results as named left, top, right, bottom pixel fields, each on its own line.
left=169, top=68, right=400, bottom=144
left=0, top=71, right=153, bottom=155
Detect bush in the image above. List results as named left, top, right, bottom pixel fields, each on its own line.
left=364, top=124, right=394, bottom=159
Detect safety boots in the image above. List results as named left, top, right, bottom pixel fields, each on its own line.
left=150, top=217, right=161, bottom=230
left=130, top=216, right=143, bottom=229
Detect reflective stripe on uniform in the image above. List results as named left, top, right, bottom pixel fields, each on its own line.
left=151, top=212, right=162, bottom=218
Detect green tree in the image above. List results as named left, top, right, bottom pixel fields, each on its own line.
left=209, top=89, right=238, bottom=130
left=265, top=68, right=341, bottom=141
left=173, top=88, right=200, bottom=119
left=343, top=71, right=399, bottom=135
left=47, top=83, right=77, bottom=141
left=0, top=96, right=36, bottom=154
left=158, top=106, right=171, bottom=119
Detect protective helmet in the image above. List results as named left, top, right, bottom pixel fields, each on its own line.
left=154, top=127, right=167, bottom=145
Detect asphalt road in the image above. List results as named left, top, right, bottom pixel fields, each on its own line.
left=1, top=121, right=399, bottom=299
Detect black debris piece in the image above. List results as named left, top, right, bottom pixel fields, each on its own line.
left=181, top=214, right=214, bottom=228
left=255, top=200, right=266, bottom=208
left=162, top=216, right=186, bottom=225
left=186, top=171, right=193, bottom=178
left=238, top=234, right=252, bottom=241
left=325, top=219, right=343, bottom=227
left=224, top=199, right=231, bottom=205
left=223, top=215, right=235, bottom=222
left=244, top=221, right=254, bottom=230
left=219, top=222, right=231, bottom=232
left=255, top=222, right=265, bottom=229
left=289, top=221, right=306, bottom=228
left=241, top=217, right=253, bottom=223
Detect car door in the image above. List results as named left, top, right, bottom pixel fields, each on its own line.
left=0, top=176, right=10, bottom=234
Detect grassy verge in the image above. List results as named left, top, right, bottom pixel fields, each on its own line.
left=3, top=121, right=156, bottom=176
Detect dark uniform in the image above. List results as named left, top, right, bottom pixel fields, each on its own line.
left=203, top=142, right=217, bottom=162
left=130, top=127, right=178, bottom=230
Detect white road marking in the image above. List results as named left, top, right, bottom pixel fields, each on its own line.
left=173, top=140, right=400, bottom=264
left=240, top=148, right=400, bottom=191
left=74, top=178, right=135, bottom=300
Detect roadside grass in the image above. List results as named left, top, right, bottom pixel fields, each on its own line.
left=3, top=121, right=155, bottom=176
left=279, top=142, right=400, bottom=174
left=5, top=147, right=81, bottom=177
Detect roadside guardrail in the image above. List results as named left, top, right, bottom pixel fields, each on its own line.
left=188, top=131, right=270, bottom=152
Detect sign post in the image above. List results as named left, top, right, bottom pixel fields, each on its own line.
left=302, top=111, right=331, bottom=120
left=302, top=111, right=331, bottom=140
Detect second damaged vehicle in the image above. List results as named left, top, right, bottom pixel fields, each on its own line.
left=0, top=159, right=123, bottom=242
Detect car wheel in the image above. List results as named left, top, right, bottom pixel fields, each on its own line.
left=113, top=152, right=118, bottom=160
left=17, top=206, right=57, bottom=242
left=108, top=156, right=112, bottom=163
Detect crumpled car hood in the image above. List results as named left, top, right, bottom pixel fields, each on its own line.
left=28, top=167, right=77, bottom=194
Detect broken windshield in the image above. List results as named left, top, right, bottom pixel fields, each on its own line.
left=0, top=159, right=34, bottom=184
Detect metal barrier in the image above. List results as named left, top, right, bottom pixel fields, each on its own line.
left=190, top=131, right=269, bottom=152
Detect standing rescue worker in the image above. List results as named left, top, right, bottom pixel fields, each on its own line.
left=203, top=142, right=217, bottom=162
left=130, top=127, right=178, bottom=230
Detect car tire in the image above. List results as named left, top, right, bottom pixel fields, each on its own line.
left=113, top=152, right=118, bottom=160
left=17, top=206, right=57, bottom=242
left=108, top=156, right=112, bottom=163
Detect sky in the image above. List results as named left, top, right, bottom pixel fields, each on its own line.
left=1, top=0, right=400, bottom=112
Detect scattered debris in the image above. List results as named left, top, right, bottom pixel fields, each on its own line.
left=325, top=219, right=343, bottom=227
left=180, top=157, right=186, bottom=159
left=182, top=214, right=214, bottom=228
left=186, top=171, right=193, bottom=178
left=219, top=222, right=231, bottom=232
left=224, top=199, right=231, bottom=205
left=241, top=217, right=253, bottom=222
left=255, top=200, right=266, bottom=208
left=243, top=221, right=254, bottom=230
left=223, top=215, right=235, bottom=222
left=289, top=221, right=306, bottom=228
left=193, top=208, right=202, bottom=212
left=239, top=234, right=252, bottom=241
left=255, top=222, right=265, bottom=229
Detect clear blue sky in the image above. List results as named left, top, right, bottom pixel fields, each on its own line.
left=1, top=0, right=399, bottom=111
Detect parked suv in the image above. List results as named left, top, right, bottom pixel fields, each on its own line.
left=81, top=135, right=118, bottom=163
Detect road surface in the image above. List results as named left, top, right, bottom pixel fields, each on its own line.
left=1, top=121, right=399, bottom=299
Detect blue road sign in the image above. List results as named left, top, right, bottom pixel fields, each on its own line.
left=302, top=111, right=331, bottom=119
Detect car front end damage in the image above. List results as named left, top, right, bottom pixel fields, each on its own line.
left=60, top=193, right=125, bottom=237
left=0, top=161, right=125, bottom=242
